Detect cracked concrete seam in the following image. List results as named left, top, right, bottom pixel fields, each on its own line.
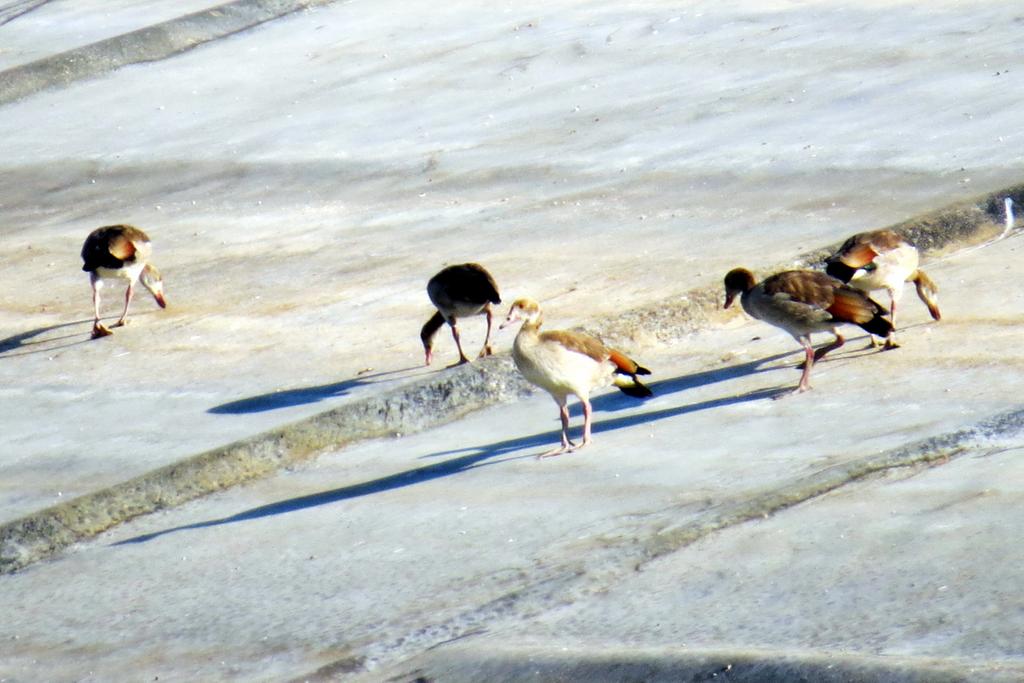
left=342, top=409, right=1024, bottom=679
left=1, top=182, right=1022, bottom=575
left=0, top=359, right=532, bottom=574
left=371, top=645, right=1024, bottom=683
left=0, top=0, right=340, bottom=106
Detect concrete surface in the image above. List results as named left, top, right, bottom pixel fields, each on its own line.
left=1, top=0, right=1023, bottom=679
left=0, top=0, right=334, bottom=104
left=383, top=435, right=1024, bottom=683
left=2, top=233, right=1023, bottom=680
left=2, top=0, right=1022, bottom=528
left=0, top=0, right=218, bottom=71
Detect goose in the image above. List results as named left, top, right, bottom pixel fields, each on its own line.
left=500, top=297, right=651, bottom=457
left=420, top=263, right=501, bottom=366
left=825, top=229, right=940, bottom=347
left=81, top=225, right=166, bottom=339
left=724, top=268, right=892, bottom=395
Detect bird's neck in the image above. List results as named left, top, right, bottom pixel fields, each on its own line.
left=513, top=319, right=542, bottom=350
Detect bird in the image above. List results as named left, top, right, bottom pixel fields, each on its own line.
left=81, top=224, right=167, bottom=339
left=500, top=297, right=651, bottom=457
left=824, top=229, right=940, bottom=347
left=420, top=263, right=501, bottom=366
left=723, top=268, right=893, bottom=395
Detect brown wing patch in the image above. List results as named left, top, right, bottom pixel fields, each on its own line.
left=107, top=232, right=137, bottom=260
left=865, top=229, right=907, bottom=252
left=833, top=229, right=908, bottom=266
left=763, top=271, right=836, bottom=309
left=835, top=240, right=878, bottom=268
left=82, top=225, right=149, bottom=271
left=826, top=287, right=878, bottom=324
left=540, top=330, right=608, bottom=363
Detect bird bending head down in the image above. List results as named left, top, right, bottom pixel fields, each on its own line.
left=420, top=262, right=501, bottom=367
left=824, top=229, right=940, bottom=348
left=80, top=224, right=167, bottom=339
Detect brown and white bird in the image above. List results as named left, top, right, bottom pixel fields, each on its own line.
left=420, top=263, right=501, bottom=366
left=500, top=298, right=651, bottom=457
left=81, top=224, right=167, bottom=339
left=724, top=268, right=893, bottom=395
left=825, top=229, right=940, bottom=347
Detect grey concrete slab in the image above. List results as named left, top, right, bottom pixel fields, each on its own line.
left=0, top=1, right=338, bottom=104
left=0, top=0, right=220, bottom=71
left=395, top=442, right=1024, bottom=682
left=1, top=1, right=1023, bottom=677
left=1, top=0, right=1022, bottom=531
left=0, top=235, right=1021, bottom=679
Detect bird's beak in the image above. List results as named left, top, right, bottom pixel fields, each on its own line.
left=498, top=312, right=518, bottom=330
left=724, top=292, right=736, bottom=309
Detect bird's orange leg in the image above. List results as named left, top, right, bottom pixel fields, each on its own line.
left=539, top=400, right=576, bottom=458
left=113, top=281, right=135, bottom=328
left=883, top=288, right=900, bottom=349
left=478, top=306, right=494, bottom=359
left=447, top=320, right=471, bottom=367
left=795, top=340, right=815, bottom=394
left=90, top=278, right=112, bottom=339
left=779, top=339, right=815, bottom=398
left=574, top=397, right=594, bottom=451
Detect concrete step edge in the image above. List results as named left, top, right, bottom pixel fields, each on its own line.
left=0, top=0, right=339, bottom=106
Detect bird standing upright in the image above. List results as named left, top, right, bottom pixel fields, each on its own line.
left=81, top=225, right=167, bottom=339
left=825, top=229, right=940, bottom=347
left=420, top=263, right=501, bottom=366
left=724, top=268, right=892, bottom=395
left=500, top=297, right=651, bottom=457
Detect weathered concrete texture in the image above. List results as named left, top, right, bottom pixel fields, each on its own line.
left=1, top=233, right=1021, bottom=680
left=3, top=0, right=1023, bottom=541
left=0, top=0, right=221, bottom=71
left=398, top=440, right=1024, bottom=683
left=374, top=646, right=1024, bottom=683
left=0, top=358, right=531, bottom=574
left=1, top=1, right=1023, bottom=676
left=1, top=192, right=1019, bottom=575
left=638, top=406, right=1024, bottom=566
left=0, top=0, right=336, bottom=105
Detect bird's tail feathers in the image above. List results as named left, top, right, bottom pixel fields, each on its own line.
left=608, top=349, right=650, bottom=375
left=859, top=310, right=894, bottom=339
left=613, top=375, right=653, bottom=398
